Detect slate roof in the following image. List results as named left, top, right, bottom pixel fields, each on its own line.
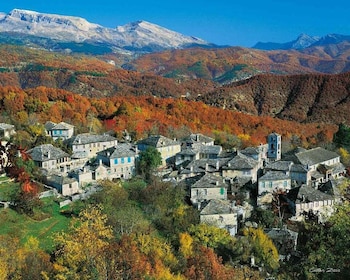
left=295, top=185, right=334, bottom=203
left=191, top=173, right=226, bottom=189
left=294, top=147, right=339, bottom=166
left=68, top=133, right=117, bottom=145
left=44, top=121, right=56, bottom=131
left=223, top=152, right=258, bottom=170
left=290, top=164, right=308, bottom=173
left=183, top=133, right=214, bottom=145
left=28, top=144, right=69, bottom=162
left=265, top=161, right=293, bottom=172
left=200, top=199, right=234, bottom=215
left=97, top=143, right=137, bottom=158
left=181, top=158, right=231, bottom=175
left=178, top=143, right=222, bottom=156
left=137, top=135, right=179, bottom=148
left=259, top=171, right=290, bottom=181
left=45, top=121, right=74, bottom=131
left=53, top=122, right=74, bottom=130
left=47, top=174, right=77, bottom=185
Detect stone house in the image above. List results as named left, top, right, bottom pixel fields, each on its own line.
left=182, top=133, right=215, bottom=147
left=69, top=166, right=94, bottom=188
left=292, top=185, right=337, bottom=223
left=190, top=173, right=227, bottom=205
left=45, top=174, right=80, bottom=196
left=175, top=143, right=222, bottom=167
left=67, top=133, right=118, bottom=159
left=96, top=143, right=138, bottom=180
left=258, top=171, right=292, bottom=196
left=179, top=158, right=230, bottom=180
left=200, top=199, right=238, bottom=236
left=222, top=152, right=259, bottom=183
left=240, top=144, right=268, bottom=170
left=137, top=135, right=181, bottom=167
left=28, top=144, right=71, bottom=173
left=293, top=147, right=345, bottom=187
left=45, top=121, right=74, bottom=141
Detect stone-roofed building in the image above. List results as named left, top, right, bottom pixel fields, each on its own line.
left=179, top=158, right=230, bottom=179
left=190, top=173, right=227, bottom=205
left=290, top=163, right=310, bottom=186
left=200, top=199, right=238, bottom=236
left=291, top=185, right=337, bottom=223
left=293, top=147, right=345, bottom=187
left=68, top=133, right=118, bottom=158
left=175, top=143, right=222, bottom=167
left=45, top=121, right=74, bottom=141
left=222, top=152, right=259, bottom=183
left=240, top=144, right=268, bottom=169
left=137, top=135, right=181, bottom=167
left=258, top=171, right=291, bottom=195
left=45, top=174, right=79, bottom=196
left=182, top=133, right=215, bottom=147
left=96, top=143, right=138, bottom=180
left=0, top=123, right=15, bottom=140
left=265, top=161, right=294, bottom=173
left=28, top=144, right=71, bottom=173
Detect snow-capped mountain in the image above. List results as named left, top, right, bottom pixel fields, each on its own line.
left=0, top=9, right=211, bottom=52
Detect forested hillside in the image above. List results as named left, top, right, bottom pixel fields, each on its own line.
left=199, top=72, right=350, bottom=125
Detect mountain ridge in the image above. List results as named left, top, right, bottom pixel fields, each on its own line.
left=0, top=9, right=211, bottom=53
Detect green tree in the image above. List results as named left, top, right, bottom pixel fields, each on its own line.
left=138, top=146, right=162, bottom=180
left=333, top=123, right=350, bottom=149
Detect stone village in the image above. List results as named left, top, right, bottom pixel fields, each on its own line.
left=0, top=121, right=346, bottom=259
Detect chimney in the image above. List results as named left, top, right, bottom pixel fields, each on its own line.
left=216, top=161, right=220, bottom=170
left=205, top=163, right=209, bottom=171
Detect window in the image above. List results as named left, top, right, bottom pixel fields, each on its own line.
left=128, top=157, right=131, bottom=163
left=283, top=181, right=287, bottom=187
left=269, top=182, right=273, bottom=188
left=220, top=188, right=225, bottom=195
left=121, top=158, right=125, bottom=164
left=114, top=158, right=118, bottom=164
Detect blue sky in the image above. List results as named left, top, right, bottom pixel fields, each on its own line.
left=1, top=1, right=349, bottom=47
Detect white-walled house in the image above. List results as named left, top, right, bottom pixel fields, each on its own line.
left=28, top=144, right=71, bottom=173
left=45, top=174, right=80, bottom=196
left=96, top=143, right=138, bottom=180
left=293, top=147, right=345, bottom=187
left=68, top=133, right=118, bottom=158
left=45, top=121, right=74, bottom=141
left=190, top=173, right=227, bottom=205
left=258, top=171, right=292, bottom=196
left=292, top=185, right=337, bottom=223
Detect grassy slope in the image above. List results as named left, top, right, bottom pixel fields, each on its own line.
left=0, top=196, right=71, bottom=252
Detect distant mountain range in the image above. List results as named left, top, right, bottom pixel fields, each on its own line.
left=0, top=9, right=213, bottom=54
left=2, top=9, right=350, bottom=56
left=253, top=33, right=350, bottom=50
